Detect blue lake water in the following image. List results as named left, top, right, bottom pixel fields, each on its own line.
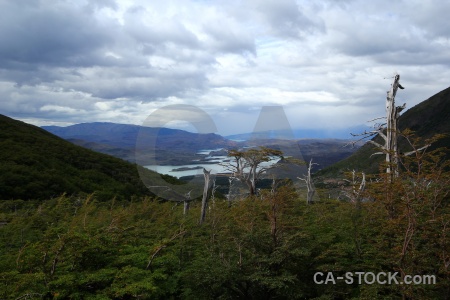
left=145, top=149, right=280, bottom=178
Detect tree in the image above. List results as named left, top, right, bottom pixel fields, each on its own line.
left=298, top=158, right=317, bottom=204
left=351, top=74, right=406, bottom=177
left=365, top=132, right=450, bottom=298
left=222, top=147, right=283, bottom=196
left=199, top=168, right=211, bottom=225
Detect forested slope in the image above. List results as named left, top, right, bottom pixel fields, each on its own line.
left=0, top=114, right=156, bottom=200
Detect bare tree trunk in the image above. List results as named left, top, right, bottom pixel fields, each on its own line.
left=352, top=74, right=406, bottom=178
left=386, top=74, right=405, bottom=177
left=200, top=168, right=211, bottom=225
left=227, top=176, right=235, bottom=206
left=306, top=160, right=315, bottom=204
left=246, top=165, right=257, bottom=196
left=183, top=199, right=190, bottom=216
left=182, top=190, right=192, bottom=216
left=348, top=170, right=365, bottom=206
left=298, top=159, right=316, bottom=204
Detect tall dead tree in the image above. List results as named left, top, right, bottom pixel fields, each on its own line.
left=298, top=158, right=317, bottom=204
left=351, top=74, right=432, bottom=180
left=384, top=74, right=405, bottom=176
left=351, top=74, right=406, bottom=178
left=199, top=168, right=211, bottom=225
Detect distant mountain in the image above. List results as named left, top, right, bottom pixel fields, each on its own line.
left=43, top=123, right=361, bottom=171
left=226, top=125, right=370, bottom=141
left=43, top=122, right=141, bottom=149
left=0, top=115, right=162, bottom=200
left=317, top=86, right=450, bottom=176
left=43, top=122, right=234, bottom=150
left=43, top=123, right=237, bottom=164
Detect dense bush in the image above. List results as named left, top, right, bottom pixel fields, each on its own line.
left=1, top=166, right=448, bottom=299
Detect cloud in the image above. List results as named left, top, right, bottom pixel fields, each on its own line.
left=0, top=1, right=116, bottom=70
left=0, top=0, right=448, bottom=136
left=249, top=0, right=325, bottom=38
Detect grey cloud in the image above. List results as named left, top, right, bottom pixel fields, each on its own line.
left=83, top=0, right=118, bottom=13
left=0, top=0, right=217, bottom=102
left=0, top=0, right=448, bottom=133
left=372, top=47, right=450, bottom=66
left=402, top=1, right=450, bottom=40
left=322, top=0, right=450, bottom=68
left=250, top=0, right=325, bottom=38
left=123, top=6, right=201, bottom=50
left=81, top=69, right=208, bottom=101
left=202, top=19, right=256, bottom=55
left=0, top=1, right=115, bottom=70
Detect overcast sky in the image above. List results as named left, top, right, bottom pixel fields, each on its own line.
left=1, top=0, right=449, bottom=135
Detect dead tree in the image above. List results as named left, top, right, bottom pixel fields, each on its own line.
left=351, top=74, right=432, bottom=179
left=384, top=74, right=405, bottom=176
left=199, top=168, right=211, bottom=225
left=342, top=170, right=366, bottom=205
left=298, top=158, right=317, bottom=204
left=351, top=74, right=406, bottom=177
left=226, top=176, right=237, bottom=206
left=183, top=191, right=191, bottom=216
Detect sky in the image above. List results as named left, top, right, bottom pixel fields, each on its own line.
left=1, top=0, right=449, bottom=136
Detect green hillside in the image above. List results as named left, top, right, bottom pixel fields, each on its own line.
left=0, top=115, right=158, bottom=200
left=0, top=113, right=449, bottom=299
left=318, top=86, right=450, bottom=177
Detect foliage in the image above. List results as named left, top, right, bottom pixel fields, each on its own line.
left=1, top=116, right=449, bottom=299
left=0, top=114, right=180, bottom=200
left=223, top=147, right=283, bottom=196
left=1, top=142, right=449, bottom=299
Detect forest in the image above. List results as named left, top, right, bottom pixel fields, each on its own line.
left=0, top=133, right=449, bottom=299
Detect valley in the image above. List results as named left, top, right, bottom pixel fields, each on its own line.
left=1, top=85, right=450, bottom=299
left=43, top=123, right=360, bottom=175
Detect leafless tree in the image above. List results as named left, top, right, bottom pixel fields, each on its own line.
left=199, top=168, right=211, bottom=225
left=351, top=74, right=432, bottom=179
left=342, top=170, right=366, bottom=205
left=351, top=74, right=406, bottom=177
left=298, top=158, right=317, bottom=204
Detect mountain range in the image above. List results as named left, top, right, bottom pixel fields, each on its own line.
left=226, top=124, right=371, bottom=140
left=43, top=123, right=237, bottom=164
left=42, top=123, right=360, bottom=172
left=2, top=84, right=448, bottom=201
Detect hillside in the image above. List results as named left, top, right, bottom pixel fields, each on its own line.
left=317, top=86, right=450, bottom=176
left=0, top=115, right=161, bottom=200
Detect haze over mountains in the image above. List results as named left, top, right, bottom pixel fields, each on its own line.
left=225, top=124, right=371, bottom=140
left=41, top=82, right=450, bottom=179
left=42, top=122, right=360, bottom=173
left=1, top=84, right=449, bottom=201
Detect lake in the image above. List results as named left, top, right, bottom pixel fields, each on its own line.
left=145, top=148, right=280, bottom=178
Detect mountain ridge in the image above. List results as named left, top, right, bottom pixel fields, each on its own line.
left=0, top=115, right=163, bottom=200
